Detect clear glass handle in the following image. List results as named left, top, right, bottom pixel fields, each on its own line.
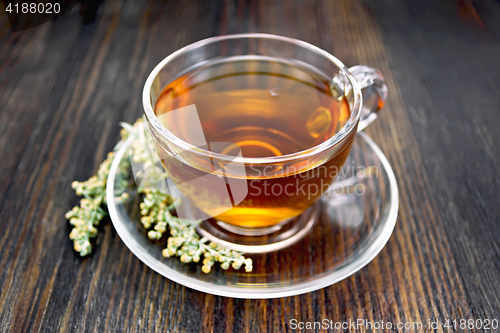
left=349, top=65, right=388, bottom=131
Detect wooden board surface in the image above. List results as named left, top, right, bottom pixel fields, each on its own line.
left=0, top=0, right=499, bottom=332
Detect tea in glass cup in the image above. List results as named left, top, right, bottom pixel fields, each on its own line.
left=154, top=58, right=354, bottom=227
left=143, top=34, right=387, bottom=249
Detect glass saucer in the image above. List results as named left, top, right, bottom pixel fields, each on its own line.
left=106, top=132, right=398, bottom=299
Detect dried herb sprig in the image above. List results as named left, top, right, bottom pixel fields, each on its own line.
left=66, top=118, right=253, bottom=273
left=65, top=124, right=134, bottom=256
left=138, top=188, right=252, bottom=273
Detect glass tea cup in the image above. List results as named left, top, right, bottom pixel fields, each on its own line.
left=142, top=34, right=387, bottom=252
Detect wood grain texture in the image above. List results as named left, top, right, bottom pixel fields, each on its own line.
left=0, top=0, right=499, bottom=332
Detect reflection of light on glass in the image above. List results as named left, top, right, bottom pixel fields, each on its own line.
left=157, top=104, right=208, bottom=151
left=129, top=104, right=248, bottom=221
left=306, top=106, right=332, bottom=138
left=321, top=162, right=380, bottom=229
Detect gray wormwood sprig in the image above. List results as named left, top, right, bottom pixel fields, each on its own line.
left=65, top=124, right=134, bottom=256
left=139, top=188, right=252, bottom=273
left=66, top=118, right=253, bottom=273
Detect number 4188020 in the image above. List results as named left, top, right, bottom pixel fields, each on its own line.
left=6, top=2, right=61, bottom=14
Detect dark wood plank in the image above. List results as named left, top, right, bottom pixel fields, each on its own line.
left=0, top=0, right=499, bottom=332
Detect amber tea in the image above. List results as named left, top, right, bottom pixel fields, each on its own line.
left=154, top=58, right=354, bottom=227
